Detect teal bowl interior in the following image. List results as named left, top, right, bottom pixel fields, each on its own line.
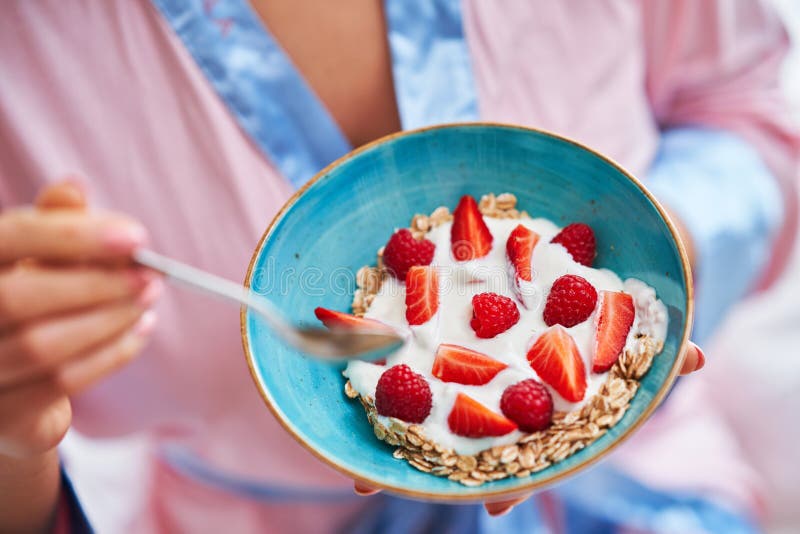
left=242, top=124, right=692, bottom=502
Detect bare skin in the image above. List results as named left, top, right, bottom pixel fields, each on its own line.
left=0, top=181, right=161, bottom=532
left=0, top=3, right=706, bottom=528
left=249, top=0, right=401, bottom=147
left=249, top=0, right=704, bottom=516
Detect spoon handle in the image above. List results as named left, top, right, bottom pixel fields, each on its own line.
left=133, top=248, right=288, bottom=332
left=133, top=248, right=404, bottom=362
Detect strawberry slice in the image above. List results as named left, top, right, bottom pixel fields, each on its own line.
left=432, top=344, right=508, bottom=385
left=451, top=195, right=493, bottom=261
left=506, top=224, right=540, bottom=282
left=526, top=325, right=587, bottom=402
left=592, top=291, right=635, bottom=373
left=314, top=307, right=394, bottom=333
left=405, top=265, right=439, bottom=325
left=447, top=393, right=518, bottom=437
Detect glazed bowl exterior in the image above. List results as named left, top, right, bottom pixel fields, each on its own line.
left=241, top=123, right=693, bottom=502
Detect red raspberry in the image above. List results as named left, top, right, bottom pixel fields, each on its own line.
left=500, top=379, right=553, bottom=432
left=383, top=229, right=436, bottom=280
left=543, top=274, right=598, bottom=327
left=375, top=364, right=432, bottom=423
left=470, top=293, right=520, bottom=338
left=551, top=223, right=596, bottom=266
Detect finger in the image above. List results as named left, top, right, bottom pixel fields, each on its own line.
left=0, top=265, right=159, bottom=328
left=0, top=209, right=147, bottom=264
left=0, top=379, right=71, bottom=458
left=353, top=481, right=381, bottom=496
left=56, top=311, right=156, bottom=395
left=34, top=179, right=88, bottom=211
left=679, top=342, right=705, bottom=375
left=0, top=287, right=161, bottom=386
left=484, top=494, right=531, bottom=517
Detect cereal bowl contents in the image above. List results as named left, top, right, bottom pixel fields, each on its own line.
left=242, top=123, right=692, bottom=501
left=317, top=193, right=668, bottom=486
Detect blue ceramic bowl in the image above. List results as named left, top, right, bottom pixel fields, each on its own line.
left=241, top=123, right=693, bottom=502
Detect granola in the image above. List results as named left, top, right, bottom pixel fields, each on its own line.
left=343, top=193, right=665, bottom=486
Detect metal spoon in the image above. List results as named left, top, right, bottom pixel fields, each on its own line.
left=133, top=248, right=404, bottom=362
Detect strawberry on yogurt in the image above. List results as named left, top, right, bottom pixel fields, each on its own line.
left=327, top=194, right=668, bottom=459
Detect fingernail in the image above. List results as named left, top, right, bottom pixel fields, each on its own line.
left=62, top=175, right=88, bottom=195
left=137, top=278, right=164, bottom=307
left=134, top=311, right=157, bottom=337
left=128, top=269, right=159, bottom=291
left=487, top=506, right=512, bottom=517
left=102, top=223, right=147, bottom=253
left=694, top=346, right=706, bottom=371
left=353, top=484, right=379, bottom=496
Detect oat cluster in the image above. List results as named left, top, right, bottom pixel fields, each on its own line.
left=345, top=193, right=662, bottom=486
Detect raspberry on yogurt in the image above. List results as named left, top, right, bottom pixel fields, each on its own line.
left=339, top=194, right=668, bottom=464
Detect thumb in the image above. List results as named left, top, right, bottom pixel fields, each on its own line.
left=353, top=481, right=381, bottom=496
left=484, top=494, right=531, bottom=516
left=35, top=176, right=88, bottom=211
left=679, top=341, right=705, bottom=375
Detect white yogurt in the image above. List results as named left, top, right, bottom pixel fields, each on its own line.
left=344, top=217, right=667, bottom=455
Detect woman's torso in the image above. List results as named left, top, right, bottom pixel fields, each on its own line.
left=0, top=0, right=659, bottom=503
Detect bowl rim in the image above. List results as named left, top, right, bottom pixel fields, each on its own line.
left=240, top=121, right=694, bottom=502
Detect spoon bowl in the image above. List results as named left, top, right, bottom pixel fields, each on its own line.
left=133, top=248, right=404, bottom=361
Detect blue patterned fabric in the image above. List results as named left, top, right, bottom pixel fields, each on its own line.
left=384, top=0, right=479, bottom=129
left=347, top=493, right=549, bottom=534
left=345, top=465, right=762, bottom=534
left=150, top=0, right=351, bottom=189
left=557, top=465, right=760, bottom=534
left=56, top=2, right=776, bottom=533
left=646, top=127, right=783, bottom=344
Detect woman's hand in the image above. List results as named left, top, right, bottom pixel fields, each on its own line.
left=351, top=342, right=705, bottom=516
left=0, top=180, right=161, bottom=459
left=0, top=179, right=161, bottom=531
